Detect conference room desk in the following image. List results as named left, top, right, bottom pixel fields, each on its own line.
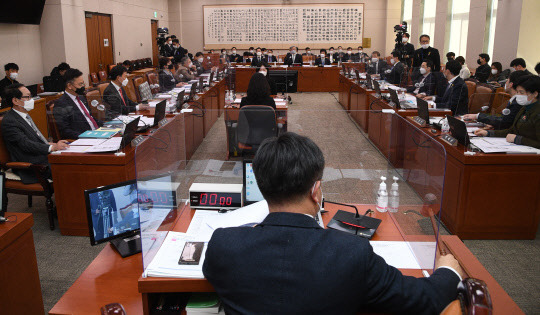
left=234, top=66, right=340, bottom=92
left=366, top=93, right=540, bottom=240
left=0, top=213, right=44, bottom=314
left=49, top=204, right=522, bottom=314
left=132, top=68, right=157, bottom=76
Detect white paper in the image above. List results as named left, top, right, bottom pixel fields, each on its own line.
left=470, top=137, right=540, bottom=154
left=85, top=137, right=122, bottom=152
left=205, top=200, right=269, bottom=231
left=69, top=138, right=106, bottom=146
left=59, top=145, right=93, bottom=153
left=156, top=94, right=173, bottom=99
left=186, top=210, right=221, bottom=242
left=370, top=241, right=421, bottom=269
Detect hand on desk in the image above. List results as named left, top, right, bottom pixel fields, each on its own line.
left=506, top=134, right=516, bottom=143
left=462, top=114, right=478, bottom=122
left=138, top=104, right=149, bottom=110
left=176, top=82, right=187, bottom=87
left=436, top=253, right=465, bottom=279
left=51, top=140, right=70, bottom=151
left=474, top=129, right=488, bottom=137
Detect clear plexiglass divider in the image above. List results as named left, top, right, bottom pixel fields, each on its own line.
left=136, top=107, right=446, bottom=277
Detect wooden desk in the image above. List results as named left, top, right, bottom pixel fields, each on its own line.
left=132, top=68, right=156, bottom=76
left=234, top=66, right=341, bottom=93
left=0, top=213, right=44, bottom=314
left=50, top=204, right=522, bottom=314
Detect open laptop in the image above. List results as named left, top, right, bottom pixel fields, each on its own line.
left=175, top=90, right=186, bottom=111
left=153, top=99, right=167, bottom=126
left=416, top=97, right=444, bottom=128
left=388, top=88, right=413, bottom=109
left=366, top=73, right=373, bottom=90
left=120, top=116, right=140, bottom=148
left=446, top=115, right=470, bottom=146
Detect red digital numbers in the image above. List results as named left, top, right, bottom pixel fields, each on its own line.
left=200, top=193, right=232, bottom=206
left=138, top=192, right=169, bottom=205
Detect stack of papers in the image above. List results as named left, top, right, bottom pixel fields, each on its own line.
left=470, top=137, right=540, bottom=154
left=58, top=137, right=123, bottom=153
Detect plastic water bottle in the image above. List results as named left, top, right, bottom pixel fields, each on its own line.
left=376, top=176, right=388, bottom=212
left=388, top=176, right=399, bottom=213
left=441, top=118, right=450, bottom=134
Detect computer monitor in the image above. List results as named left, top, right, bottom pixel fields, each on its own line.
left=243, top=160, right=264, bottom=206
left=189, top=82, right=198, bottom=100
left=153, top=100, right=167, bottom=126
left=388, top=88, right=400, bottom=108
left=366, top=73, right=373, bottom=90
left=0, top=172, right=5, bottom=217
left=198, top=76, right=204, bottom=92
left=84, top=180, right=140, bottom=256
left=416, top=97, right=430, bottom=123
left=121, top=116, right=140, bottom=148
left=175, top=90, right=185, bottom=111
left=373, top=79, right=381, bottom=95
left=208, top=72, right=214, bottom=85
left=447, top=115, right=470, bottom=146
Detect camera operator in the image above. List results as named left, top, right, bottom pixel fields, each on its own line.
left=401, top=33, right=415, bottom=67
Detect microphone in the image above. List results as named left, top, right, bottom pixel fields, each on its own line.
left=481, top=106, right=489, bottom=112
left=91, top=100, right=99, bottom=107
left=502, top=108, right=511, bottom=115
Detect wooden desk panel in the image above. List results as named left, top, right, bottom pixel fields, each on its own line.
left=0, top=213, right=44, bottom=315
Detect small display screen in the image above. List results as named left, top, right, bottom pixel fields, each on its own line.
left=190, top=192, right=242, bottom=208
left=244, top=162, right=264, bottom=204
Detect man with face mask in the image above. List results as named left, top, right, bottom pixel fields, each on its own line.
left=354, top=46, right=369, bottom=63
left=171, top=39, right=187, bottom=63
left=464, top=70, right=528, bottom=129
left=421, top=60, right=468, bottom=116
left=176, top=57, right=197, bottom=82
left=103, top=66, right=146, bottom=118
left=472, top=53, right=491, bottom=83
left=401, top=33, right=415, bottom=67
left=407, top=60, right=436, bottom=96
left=0, top=63, right=20, bottom=106
left=203, top=132, right=463, bottom=314
left=367, top=51, right=388, bottom=75
left=1, top=83, right=70, bottom=183
left=193, top=52, right=206, bottom=75
left=251, top=48, right=270, bottom=68
left=475, top=75, right=540, bottom=148
left=265, top=49, right=277, bottom=63
left=384, top=52, right=405, bottom=85
left=412, top=35, right=441, bottom=76
left=284, top=46, right=302, bottom=66
left=163, top=36, right=174, bottom=57
left=509, top=58, right=532, bottom=76
left=229, top=47, right=242, bottom=63
left=158, top=57, right=186, bottom=92
left=342, top=47, right=354, bottom=62
left=53, top=68, right=102, bottom=139
left=314, top=49, right=330, bottom=67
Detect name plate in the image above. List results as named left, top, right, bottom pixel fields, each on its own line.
left=131, top=135, right=145, bottom=147
left=158, top=118, right=169, bottom=127
left=441, top=134, right=458, bottom=146
left=413, top=116, right=426, bottom=127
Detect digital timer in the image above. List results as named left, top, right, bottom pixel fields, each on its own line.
left=189, top=183, right=243, bottom=210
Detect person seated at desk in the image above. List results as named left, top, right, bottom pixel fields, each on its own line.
left=203, top=132, right=464, bottom=314
left=314, top=49, right=330, bottom=67
left=446, top=52, right=456, bottom=62
left=510, top=58, right=532, bottom=75
left=192, top=52, right=206, bottom=75
left=354, top=46, right=369, bottom=63
left=1, top=84, right=70, bottom=184
left=158, top=57, right=186, bottom=93
left=487, top=62, right=508, bottom=85
left=229, top=47, right=242, bottom=63
left=421, top=60, right=469, bottom=116
left=475, top=75, right=540, bottom=148
left=342, top=47, right=354, bottom=62
left=251, top=48, right=270, bottom=68
left=266, top=49, right=277, bottom=63
left=50, top=62, right=70, bottom=77
left=367, top=51, right=388, bottom=75
left=175, top=57, right=197, bottom=82
left=0, top=63, right=20, bottom=106
left=53, top=68, right=103, bottom=139
left=408, top=60, right=437, bottom=96
left=257, top=65, right=277, bottom=96
left=239, top=73, right=276, bottom=110
left=302, top=47, right=314, bottom=57
left=472, top=53, right=491, bottom=83
left=456, top=56, right=471, bottom=80
left=334, top=46, right=345, bottom=63
left=219, top=48, right=229, bottom=64
left=103, top=66, right=147, bottom=117
left=384, top=52, right=405, bottom=85
left=463, top=70, right=528, bottom=130
left=47, top=62, right=71, bottom=92
left=328, top=47, right=336, bottom=63
left=284, top=46, right=302, bottom=66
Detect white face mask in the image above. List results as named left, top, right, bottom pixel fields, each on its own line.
left=307, top=51, right=311, bottom=54
left=207, top=56, right=211, bottom=60
left=249, top=50, right=254, bottom=53
left=260, top=71, right=267, bottom=76
left=515, top=94, right=535, bottom=106
left=320, top=54, right=325, bottom=58
left=372, top=57, right=378, bottom=63
left=402, top=37, right=409, bottom=43
left=329, top=50, right=334, bottom=54
left=311, top=182, right=323, bottom=213
left=168, top=41, right=172, bottom=45
left=338, top=49, right=342, bottom=52
left=198, top=58, right=203, bottom=63
left=491, top=69, right=497, bottom=75
left=292, top=50, right=296, bottom=54
left=10, top=72, right=18, bottom=80
left=268, top=53, right=272, bottom=57
left=232, top=50, right=236, bottom=54
left=390, top=59, right=396, bottom=65
left=358, top=50, right=363, bottom=53
left=347, top=51, right=352, bottom=54
left=23, top=98, right=34, bottom=111
left=122, top=78, right=129, bottom=86
left=421, top=44, right=430, bottom=49
left=257, top=52, right=262, bottom=56
left=420, top=67, right=427, bottom=75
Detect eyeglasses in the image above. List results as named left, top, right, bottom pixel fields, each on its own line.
left=20, top=95, right=32, bottom=100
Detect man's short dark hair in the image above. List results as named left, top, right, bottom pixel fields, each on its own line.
left=508, top=70, right=528, bottom=86
left=58, top=62, right=70, bottom=71
left=445, top=60, right=462, bottom=76
left=4, top=63, right=19, bottom=72
left=347, top=47, right=352, bottom=50
left=3, top=83, right=24, bottom=108
left=253, top=132, right=325, bottom=205
left=479, top=53, right=490, bottom=63
left=305, top=47, right=310, bottom=50
left=455, top=56, right=465, bottom=65
left=391, top=51, right=401, bottom=59
left=320, top=49, right=327, bottom=54
left=420, top=34, right=430, bottom=41
left=231, top=46, right=237, bottom=49
left=109, top=65, right=128, bottom=80
left=515, top=75, right=540, bottom=95
left=159, top=57, right=169, bottom=69
left=510, top=58, right=526, bottom=68
left=195, top=52, right=204, bottom=57
left=446, top=52, right=455, bottom=58
left=63, top=68, right=83, bottom=87
left=535, top=62, right=540, bottom=75
left=423, top=59, right=434, bottom=70
left=372, top=51, right=381, bottom=57
left=122, top=60, right=132, bottom=67
left=329, top=46, right=335, bottom=50
left=404, top=32, right=410, bottom=38
left=172, top=39, right=179, bottom=44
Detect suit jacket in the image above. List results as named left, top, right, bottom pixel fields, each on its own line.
left=284, top=53, right=303, bottom=66
left=103, top=83, right=137, bottom=117
left=314, top=57, right=330, bottom=66
left=473, top=63, right=491, bottom=83
left=478, top=98, right=520, bottom=130
left=435, top=76, right=469, bottom=116
left=203, top=212, right=460, bottom=315
left=342, top=53, right=354, bottom=62
left=172, top=46, right=187, bottom=63
left=492, top=100, right=540, bottom=148
left=266, top=55, right=277, bottom=63
left=413, top=47, right=441, bottom=72
left=1, top=109, right=51, bottom=184
left=403, top=43, right=415, bottom=66
left=229, top=53, right=242, bottom=63
left=53, top=93, right=100, bottom=139
left=333, top=52, right=346, bottom=63
left=251, top=56, right=270, bottom=68
left=158, top=70, right=177, bottom=93
left=385, top=61, right=405, bottom=85
left=239, top=96, right=276, bottom=110
left=176, top=66, right=196, bottom=82
left=353, top=52, right=369, bottom=63
left=407, top=72, right=437, bottom=96
left=367, top=60, right=388, bottom=75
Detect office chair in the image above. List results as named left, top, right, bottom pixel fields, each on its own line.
left=234, top=105, right=281, bottom=155
left=468, top=85, right=494, bottom=114
left=0, top=117, right=56, bottom=230
left=98, top=70, right=108, bottom=83
left=490, top=92, right=511, bottom=115
left=45, top=101, right=61, bottom=143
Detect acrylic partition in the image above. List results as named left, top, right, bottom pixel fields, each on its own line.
left=136, top=107, right=447, bottom=277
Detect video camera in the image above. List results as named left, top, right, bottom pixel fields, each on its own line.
left=393, top=21, right=408, bottom=61
left=156, top=27, right=169, bottom=56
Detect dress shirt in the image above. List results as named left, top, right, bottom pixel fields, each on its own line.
left=415, top=74, right=429, bottom=94
left=66, top=91, right=97, bottom=130
left=13, top=108, right=52, bottom=152
left=111, top=82, right=139, bottom=110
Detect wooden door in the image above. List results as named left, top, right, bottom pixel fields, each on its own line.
left=85, top=12, right=114, bottom=75
left=151, top=20, right=159, bottom=67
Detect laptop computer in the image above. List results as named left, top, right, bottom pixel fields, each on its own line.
left=175, top=90, right=185, bottom=111
left=388, top=88, right=413, bottom=109
left=120, top=116, right=140, bottom=148
left=366, top=73, right=373, bottom=90
left=446, top=115, right=470, bottom=146
left=153, top=100, right=167, bottom=127
left=416, top=97, right=444, bottom=128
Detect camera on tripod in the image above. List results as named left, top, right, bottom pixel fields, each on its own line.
left=393, top=21, right=408, bottom=61
left=156, top=27, right=169, bottom=56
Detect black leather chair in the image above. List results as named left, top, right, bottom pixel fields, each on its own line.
left=234, top=105, right=282, bottom=155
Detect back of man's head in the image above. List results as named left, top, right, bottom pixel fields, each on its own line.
left=253, top=132, right=325, bottom=206
left=445, top=60, right=461, bottom=76
left=510, top=58, right=526, bottom=69
left=63, top=68, right=83, bottom=86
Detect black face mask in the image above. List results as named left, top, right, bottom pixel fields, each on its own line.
left=477, top=59, right=482, bottom=65
left=75, top=86, right=85, bottom=95
left=168, top=64, right=174, bottom=70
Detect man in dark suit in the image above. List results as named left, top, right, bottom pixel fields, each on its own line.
left=408, top=60, right=437, bottom=96
left=384, top=52, right=405, bottom=85
left=53, top=68, right=102, bottom=139
left=0, top=63, right=20, bottom=107
left=103, top=66, right=147, bottom=118
left=284, top=46, right=302, bottom=66
left=265, top=49, right=277, bottom=63
left=203, top=132, right=463, bottom=314
left=367, top=51, right=388, bottom=75
left=402, top=33, right=415, bottom=67
left=473, top=53, right=491, bottom=83
left=412, top=34, right=441, bottom=73
left=251, top=48, right=270, bottom=68
left=342, top=47, right=354, bottom=62
left=354, top=46, right=369, bottom=63
left=510, top=58, right=532, bottom=75
left=229, top=47, right=242, bottom=63
left=171, top=39, right=187, bottom=63
left=334, top=46, right=345, bottom=63
left=1, top=84, right=69, bottom=183
left=422, top=60, right=469, bottom=116
left=314, top=49, right=330, bottom=66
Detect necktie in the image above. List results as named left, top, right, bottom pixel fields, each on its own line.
left=322, top=59, right=325, bottom=66
left=26, top=115, right=49, bottom=144
left=118, top=88, right=127, bottom=107
left=76, top=96, right=98, bottom=129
